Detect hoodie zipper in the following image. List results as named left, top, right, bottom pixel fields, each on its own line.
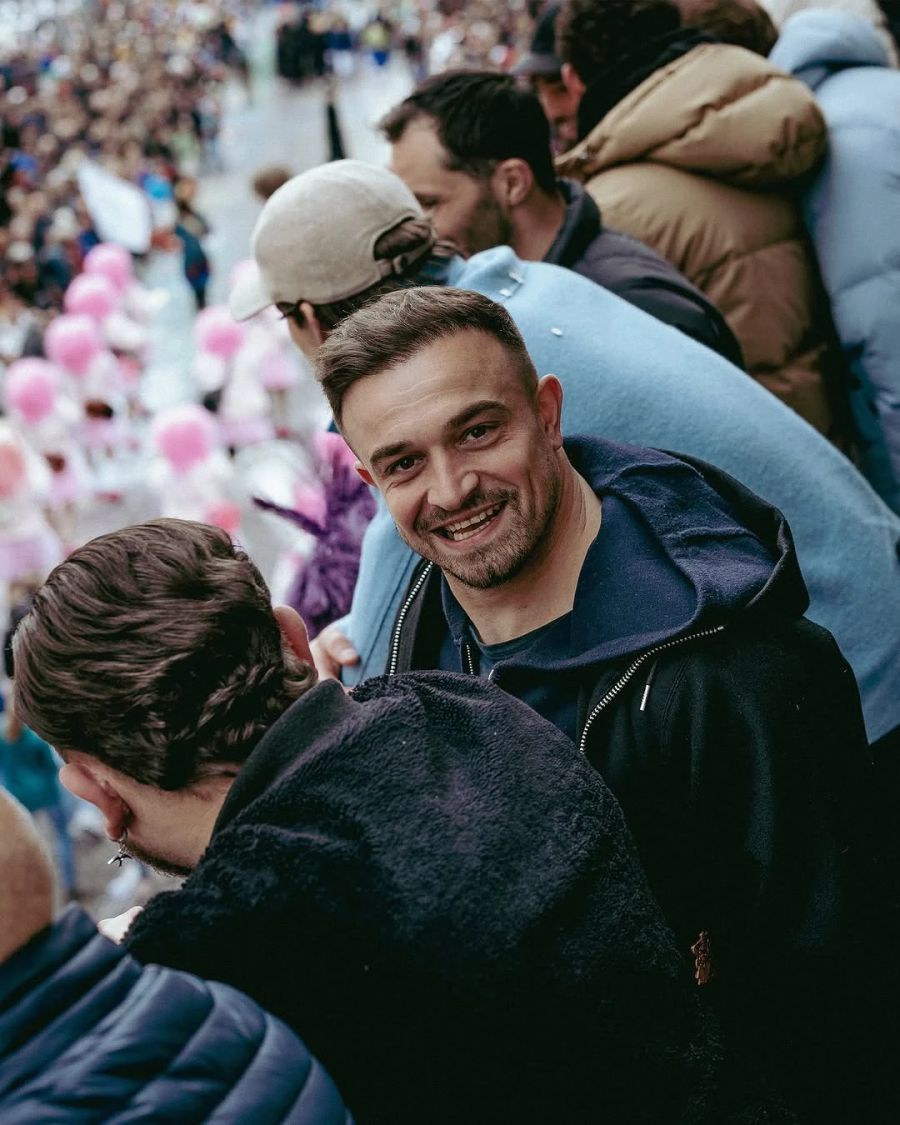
left=387, top=562, right=434, bottom=676
left=577, top=625, right=726, bottom=756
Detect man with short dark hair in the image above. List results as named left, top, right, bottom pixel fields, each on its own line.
left=381, top=70, right=743, bottom=365
left=315, top=285, right=895, bottom=1122
left=11, top=518, right=723, bottom=1124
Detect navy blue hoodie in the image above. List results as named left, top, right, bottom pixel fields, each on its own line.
left=390, top=436, right=889, bottom=1122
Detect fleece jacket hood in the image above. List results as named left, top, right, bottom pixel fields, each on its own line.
left=125, top=672, right=726, bottom=1124
left=443, top=437, right=807, bottom=675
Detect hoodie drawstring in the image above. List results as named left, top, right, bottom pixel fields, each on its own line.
left=639, top=660, right=660, bottom=712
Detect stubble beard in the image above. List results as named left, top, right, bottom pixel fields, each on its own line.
left=405, top=461, right=562, bottom=591
left=121, top=836, right=193, bottom=880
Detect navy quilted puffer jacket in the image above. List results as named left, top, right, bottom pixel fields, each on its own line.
left=0, top=905, right=351, bottom=1124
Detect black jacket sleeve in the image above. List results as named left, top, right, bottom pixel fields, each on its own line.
left=590, top=619, right=891, bottom=1120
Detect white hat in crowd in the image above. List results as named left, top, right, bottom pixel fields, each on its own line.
left=229, top=160, right=427, bottom=321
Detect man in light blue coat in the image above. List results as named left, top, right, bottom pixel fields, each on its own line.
left=230, top=160, right=900, bottom=748
left=771, top=9, right=900, bottom=514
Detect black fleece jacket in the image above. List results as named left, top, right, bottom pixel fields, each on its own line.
left=546, top=179, right=744, bottom=369
left=124, top=673, right=739, bottom=1125
left=389, top=437, right=891, bottom=1122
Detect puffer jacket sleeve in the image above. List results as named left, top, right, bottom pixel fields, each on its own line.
left=801, top=90, right=900, bottom=513
left=0, top=925, right=350, bottom=1124
left=648, top=49, right=827, bottom=187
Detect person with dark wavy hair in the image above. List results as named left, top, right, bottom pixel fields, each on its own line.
left=10, top=516, right=730, bottom=1124
left=555, top=0, right=851, bottom=445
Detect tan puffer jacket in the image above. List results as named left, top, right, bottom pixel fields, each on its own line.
left=557, top=43, right=843, bottom=438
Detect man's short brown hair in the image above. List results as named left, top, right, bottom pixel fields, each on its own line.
left=12, top=519, right=316, bottom=790
left=314, top=287, right=538, bottom=427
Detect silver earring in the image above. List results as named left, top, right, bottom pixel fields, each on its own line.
left=107, top=828, right=131, bottom=867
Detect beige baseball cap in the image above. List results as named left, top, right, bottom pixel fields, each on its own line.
left=229, top=159, right=426, bottom=321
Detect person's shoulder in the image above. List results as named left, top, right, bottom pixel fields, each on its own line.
left=459, top=245, right=605, bottom=305
left=3, top=922, right=349, bottom=1122
left=665, top=616, right=857, bottom=699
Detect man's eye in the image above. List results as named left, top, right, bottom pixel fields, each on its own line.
left=463, top=424, right=493, bottom=442
left=388, top=456, right=418, bottom=476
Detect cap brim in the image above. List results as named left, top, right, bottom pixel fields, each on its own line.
left=228, top=264, right=272, bottom=321
left=511, top=52, right=561, bottom=78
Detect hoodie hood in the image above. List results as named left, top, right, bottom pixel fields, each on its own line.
left=557, top=42, right=826, bottom=189
left=445, top=437, right=807, bottom=675
left=771, top=10, right=891, bottom=90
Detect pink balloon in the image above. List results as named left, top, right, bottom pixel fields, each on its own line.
left=204, top=499, right=242, bottom=536
left=260, top=350, right=296, bottom=391
left=64, top=273, right=120, bottom=321
left=83, top=243, right=133, bottom=292
left=195, top=306, right=246, bottom=361
left=0, top=441, right=26, bottom=499
left=152, top=404, right=219, bottom=474
left=44, top=314, right=103, bottom=377
left=5, top=358, right=59, bottom=423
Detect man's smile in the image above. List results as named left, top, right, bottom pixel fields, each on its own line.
left=431, top=501, right=506, bottom=543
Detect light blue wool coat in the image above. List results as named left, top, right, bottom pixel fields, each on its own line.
left=340, top=248, right=900, bottom=743
left=772, top=11, right=900, bottom=514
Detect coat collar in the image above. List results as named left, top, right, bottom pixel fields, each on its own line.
left=543, top=179, right=603, bottom=269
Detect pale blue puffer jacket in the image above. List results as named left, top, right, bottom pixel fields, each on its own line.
left=772, top=10, right=900, bottom=513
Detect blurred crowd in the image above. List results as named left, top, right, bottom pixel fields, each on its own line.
left=274, top=0, right=541, bottom=82
left=0, top=0, right=254, bottom=341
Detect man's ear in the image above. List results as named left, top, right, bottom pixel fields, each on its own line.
left=299, top=302, right=326, bottom=346
left=536, top=374, right=564, bottom=448
left=59, top=756, right=131, bottom=842
left=492, top=158, right=533, bottom=208
left=274, top=604, right=314, bottom=668
left=561, top=62, right=586, bottom=100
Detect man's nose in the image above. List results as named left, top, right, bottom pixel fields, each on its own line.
left=426, top=457, right=478, bottom=513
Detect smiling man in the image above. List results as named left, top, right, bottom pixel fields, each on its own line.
left=316, top=285, right=893, bottom=1122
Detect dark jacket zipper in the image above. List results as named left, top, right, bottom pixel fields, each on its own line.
left=388, top=566, right=726, bottom=755
left=578, top=625, right=726, bottom=755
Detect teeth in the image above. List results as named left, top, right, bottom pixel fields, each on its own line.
left=443, top=504, right=502, bottom=540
